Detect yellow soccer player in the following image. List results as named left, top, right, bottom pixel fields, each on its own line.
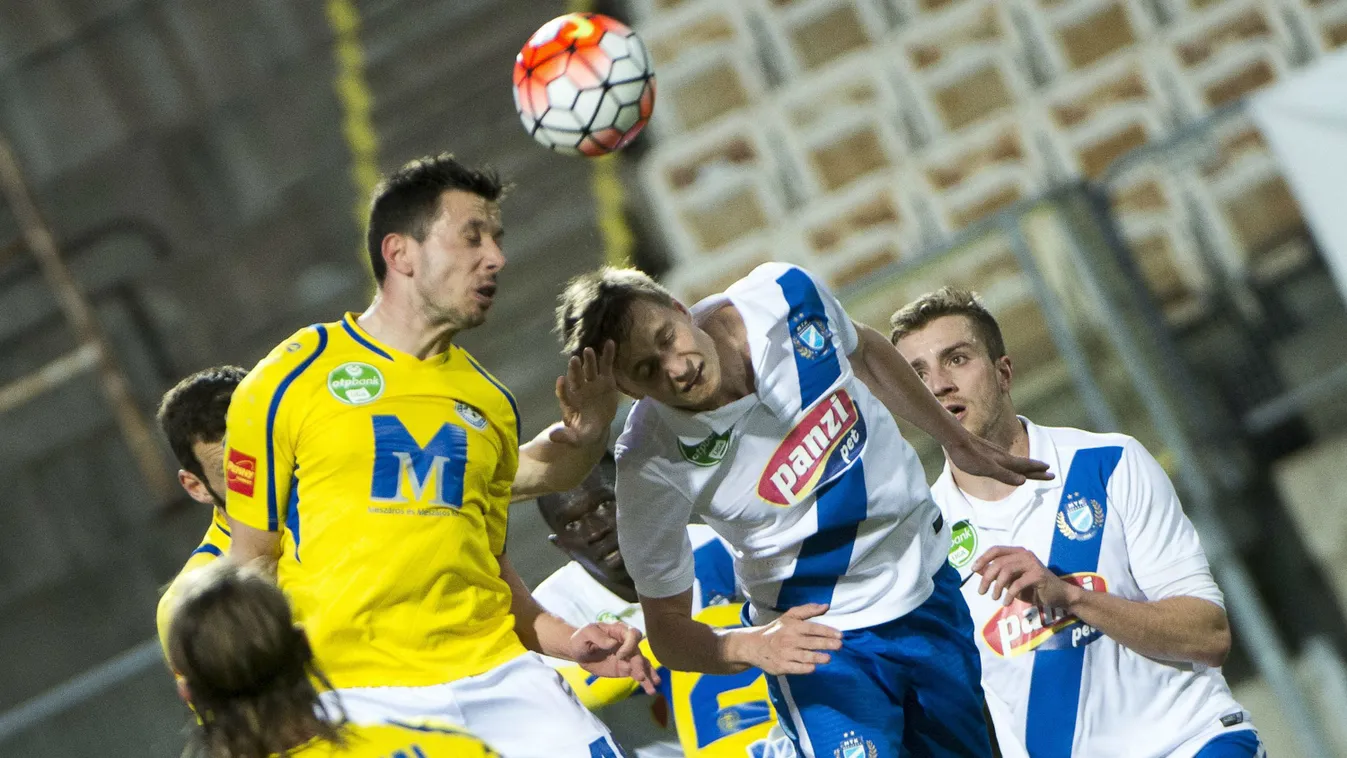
left=154, top=365, right=248, bottom=658
left=533, top=453, right=790, bottom=758
left=168, top=560, right=500, bottom=758
left=226, top=154, right=654, bottom=758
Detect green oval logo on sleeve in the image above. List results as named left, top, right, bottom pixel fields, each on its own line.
left=948, top=519, right=978, bottom=569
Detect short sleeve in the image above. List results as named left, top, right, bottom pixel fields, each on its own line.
left=615, top=453, right=697, bottom=600
left=803, top=267, right=860, bottom=355
left=225, top=327, right=324, bottom=533
left=1111, top=438, right=1224, bottom=608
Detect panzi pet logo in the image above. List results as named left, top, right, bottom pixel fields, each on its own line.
left=982, top=572, right=1108, bottom=657
left=758, top=389, right=866, bottom=506
left=225, top=448, right=257, bottom=497
left=679, top=428, right=731, bottom=466
left=328, top=362, right=385, bottom=405
left=1057, top=494, right=1105, bottom=541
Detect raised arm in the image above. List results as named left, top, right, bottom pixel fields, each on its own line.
left=849, top=321, right=1050, bottom=485
left=512, top=342, right=617, bottom=501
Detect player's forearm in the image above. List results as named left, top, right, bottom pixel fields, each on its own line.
left=1066, top=590, right=1231, bottom=667
left=512, top=424, right=608, bottom=501
left=853, top=324, right=971, bottom=449
left=647, top=614, right=747, bottom=675
left=499, top=552, right=578, bottom=658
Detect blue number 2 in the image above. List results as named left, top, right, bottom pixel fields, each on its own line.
left=370, top=415, right=468, bottom=507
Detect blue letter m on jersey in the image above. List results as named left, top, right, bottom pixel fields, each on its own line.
left=371, top=415, right=467, bottom=507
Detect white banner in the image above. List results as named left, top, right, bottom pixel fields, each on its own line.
left=1251, top=50, right=1347, bottom=305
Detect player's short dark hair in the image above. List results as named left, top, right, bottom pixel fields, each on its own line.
left=888, top=286, right=1007, bottom=360
left=555, top=267, right=677, bottom=358
left=156, top=366, right=247, bottom=479
left=366, top=153, right=506, bottom=283
left=168, top=561, right=345, bottom=758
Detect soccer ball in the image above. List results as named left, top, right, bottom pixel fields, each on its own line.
left=513, top=13, right=656, bottom=157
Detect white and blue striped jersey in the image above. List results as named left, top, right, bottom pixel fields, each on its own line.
left=615, top=263, right=949, bottom=632
left=930, top=419, right=1253, bottom=758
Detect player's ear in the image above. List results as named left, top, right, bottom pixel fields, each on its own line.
left=179, top=471, right=215, bottom=506
left=381, top=232, right=414, bottom=278
left=996, top=354, right=1013, bottom=392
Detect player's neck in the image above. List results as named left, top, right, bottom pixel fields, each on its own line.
left=950, top=412, right=1029, bottom=502
left=357, top=294, right=458, bottom=360
left=700, top=305, right=755, bottom=408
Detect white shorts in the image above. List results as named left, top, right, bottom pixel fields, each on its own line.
left=320, top=652, right=623, bottom=758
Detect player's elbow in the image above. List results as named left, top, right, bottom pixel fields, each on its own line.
left=1195, top=610, right=1232, bottom=668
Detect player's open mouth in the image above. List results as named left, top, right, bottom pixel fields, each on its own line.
left=474, top=284, right=496, bottom=306
left=602, top=548, right=623, bottom=567
left=680, top=362, right=703, bottom=394
left=944, top=403, right=967, bottom=421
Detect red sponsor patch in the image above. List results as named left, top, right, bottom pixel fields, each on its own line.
left=225, top=448, right=257, bottom=497
left=757, top=389, right=866, bottom=506
left=981, top=572, right=1108, bottom=657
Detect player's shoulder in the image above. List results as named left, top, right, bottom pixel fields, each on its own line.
left=236, top=322, right=335, bottom=396
left=614, top=398, right=671, bottom=462
left=449, top=345, right=519, bottom=435
left=1034, top=420, right=1137, bottom=456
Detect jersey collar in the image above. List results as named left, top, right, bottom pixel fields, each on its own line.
left=935, top=416, right=1063, bottom=528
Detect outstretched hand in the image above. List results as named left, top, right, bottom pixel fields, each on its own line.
left=571, top=621, right=661, bottom=695
left=946, top=432, right=1053, bottom=486
left=551, top=341, right=618, bottom=448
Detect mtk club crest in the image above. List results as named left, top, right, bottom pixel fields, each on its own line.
left=792, top=316, right=831, bottom=360
left=1056, top=493, right=1105, bottom=541
left=835, top=731, right=877, bottom=758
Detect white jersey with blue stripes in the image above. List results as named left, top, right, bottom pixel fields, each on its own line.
left=930, top=419, right=1253, bottom=758
left=615, top=262, right=949, bottom=632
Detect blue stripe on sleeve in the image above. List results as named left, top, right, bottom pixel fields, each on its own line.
left=190, top=544, right=223, bottom=558
left=285, top=473, right=301, bottom=563
left=341, top=316, right=393, bottom=361
left=1024, top=446, right=1123, bottom=758
left=776, top=267, right=841, bottom=407
left=265, top=326, right=327, bottom=531
left=463, top=350, right=521, bottom=441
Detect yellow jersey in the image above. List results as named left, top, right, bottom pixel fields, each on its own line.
left=671, top=605, right=779, bottom=758
left=284, top=721, right=498, bottom=757
left=226, top=314, right=525, bottom=689
left=156, top=508, right=232, bottom=659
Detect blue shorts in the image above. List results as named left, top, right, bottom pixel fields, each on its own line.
left=764, top=563, right=991, bottom=758
left=1194, top=729, right=1265, bottom=757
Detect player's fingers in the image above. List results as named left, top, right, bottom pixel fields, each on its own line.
left=1009, top=454, right=1054, bottom=480
left=774, top=660, right=816, bottom=676
left=794, top=622, right=844, bottom=644
left=629, top=658, right=660, bottom=695
left=1002, top=574, right=1038, bottom=607
left=598, top=340, right=616, bottom=377
left=971, top=546, right=1017, bottom=574
left=582, top=346, right=600, bottom=383
left=548, top=424, right=579, bottom=446
left=782, top=603, right=830, bottom=620
left=613, top=626, right=642, bottom=660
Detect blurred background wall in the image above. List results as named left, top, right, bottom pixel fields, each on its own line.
left=0, top=0, right=1346, bottom=755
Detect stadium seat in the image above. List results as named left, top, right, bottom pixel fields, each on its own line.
left=634, top=1, right=772, bottom=137
left=1016, top=0, right=1157, bottom=77
left=1107, top=165, right=1213, bottom=325
left=661, top=233, right=803, bottom=304
left=641, top=113, right=792, bottom=262
left=1161, top=0, right=1297, bottom=116
left=915, top=113, right=1050, bottom=235
left=772, top=53, right=910, bottom=195
left=889, top=0, right=1035, bottom=141
left=749, top=0, right=893, bottom=77
left=1191, top=117, right=1308, bottom=283
left=791, top=172, right=925, bottom=269
left=1039, top=51, right=1180, bottom=179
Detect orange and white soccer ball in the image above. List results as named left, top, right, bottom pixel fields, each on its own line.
left=513, top=13, right=656, bottom=157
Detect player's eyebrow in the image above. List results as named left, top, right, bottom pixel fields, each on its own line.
left=938, top=340, right=974, bottom=362
left=462, top=217, right=503, bottom=239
